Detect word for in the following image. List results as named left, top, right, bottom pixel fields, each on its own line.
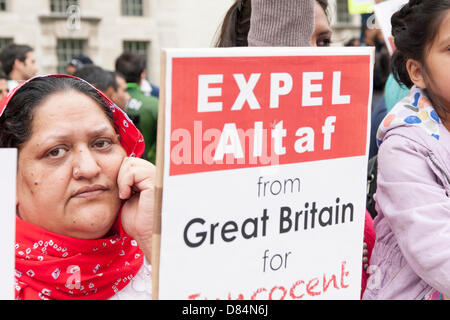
left=188, top=261, right=351, bottom=300
left=182, top=198, right=354, bottom=248
left=262, top=249, right=292, bottom=272
left=197, top=72, right=351, bottom=112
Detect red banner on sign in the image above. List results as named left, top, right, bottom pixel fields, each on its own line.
left=169, top=55, right=370, bottom=176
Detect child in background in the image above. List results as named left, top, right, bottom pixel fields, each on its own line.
left=363, top=0, right=450, bottom=300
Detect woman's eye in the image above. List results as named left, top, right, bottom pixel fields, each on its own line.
left=317, top=38, right=331, bottom=47
left=46, top=147, right=66, bottom=158
left=93, top=139, right=112, bottom=149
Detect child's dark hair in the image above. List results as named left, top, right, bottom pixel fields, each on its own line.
left=391, top=0, right=450, bottom=88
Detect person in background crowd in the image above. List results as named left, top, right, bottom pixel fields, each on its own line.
left=140, top=70, right=160, bottom=99
left=216, top=0, right=375, bottom=298
left=363, top=0, right=450, bottom=300
left=0, top=73, right=9, bottom=101
left=73, top=65, right=130, bottom=111
left=362, top=20, right=390, bottom=110
left=369, top=73, right=410, bottom=159
left=0, top=75, right=154, bottom=300
left=0, top=43, right=38, bottom=92
left=66, top=54, right=94, bottom=76
left=115, top=51, right=158, bottom=164
left=73, top=65, right=114, bottom=94
left=109, top=71, right=131, bottom=111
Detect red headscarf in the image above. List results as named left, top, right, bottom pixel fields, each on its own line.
left=2, top=75, right=146, bottom=300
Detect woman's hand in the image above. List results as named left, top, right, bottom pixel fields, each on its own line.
left=117, top=157, right=155, bottom=259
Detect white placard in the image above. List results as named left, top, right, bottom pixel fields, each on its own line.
left=157, top=47, right=374, bottom=300
left=0, top=149, right=17, bottom=300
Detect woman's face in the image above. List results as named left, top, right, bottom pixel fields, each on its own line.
left=311, top=2, right=332, bottom=47
left=16, top=90, right=126, bottom=239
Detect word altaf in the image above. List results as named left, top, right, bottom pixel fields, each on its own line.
left=212, top=117, right=337, bottom=162
left=188, top=261, right=351, bottom=300
left=171, top=118, right=336, bottom=165
left=183, top=198, right=354, bottom=248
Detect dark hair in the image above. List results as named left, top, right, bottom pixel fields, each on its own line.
left=0, top=76, right=114, bottom=149
left=391, top=0, right=450, bottom=88
left=391, top=0, right=450, bottom=119
left=68, top=54, right=93, bottom=68
left=215, top=0, right=251, bottom=47
left=115, top=51, right=146, bottom=83
left=73, top=65, right=116, bottom=93
left=215, top=0, right=329, bottom=47
left=0, top=44, right=33, bottom=76
left=0, top=73, right=7, bottom=80
left=316, top=0, right=328, bottom=15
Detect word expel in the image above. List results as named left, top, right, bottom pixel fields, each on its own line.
left=197, top=71, right=351, bottom=112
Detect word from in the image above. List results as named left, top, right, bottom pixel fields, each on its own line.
left=257, top=176, right=301, bottom=198
left=188, top=261, right=351, bottom=300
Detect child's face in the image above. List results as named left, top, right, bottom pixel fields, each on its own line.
left=423, top=10, right=450, bottom=111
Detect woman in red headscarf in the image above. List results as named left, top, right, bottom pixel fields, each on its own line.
left=0, top=75, right=155, bottom=300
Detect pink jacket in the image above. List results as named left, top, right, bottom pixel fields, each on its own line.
left=363, top=86, right=450, bottom=300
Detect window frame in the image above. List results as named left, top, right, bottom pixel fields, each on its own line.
left=56, top=38, right=86, bottom=74
left=50, top=0, right=79, bottom=14
left=121, top=0, right=144, bottom=17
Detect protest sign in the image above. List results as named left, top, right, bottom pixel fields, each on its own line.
left=374, top=0, right=408, bottom=55
left=0, top=149, right=17, bottom=300
left=348, top=0, right=374, bottom=14
left=153, top=47, right=374, bottom=300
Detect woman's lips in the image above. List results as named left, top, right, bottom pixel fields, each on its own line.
left=72, top=185, right=109, bottom=199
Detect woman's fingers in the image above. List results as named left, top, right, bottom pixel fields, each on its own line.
left=117, top=157, right=156, bottom=199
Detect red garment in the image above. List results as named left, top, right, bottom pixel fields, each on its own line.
left=15, top=215, right=143, bottom=300
left=361, top=210, right=376, bottom=297
left=4, top=75, right=146, bottom=300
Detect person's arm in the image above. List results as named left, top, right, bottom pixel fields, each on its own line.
left=376, top=134, right=450, bottom=295
left=247, top=0, right=315, bottom=47
left=117, top=157, right=155, bottom=260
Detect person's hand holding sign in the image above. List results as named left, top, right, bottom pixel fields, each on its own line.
left=119, top=157, right=156, bottom=260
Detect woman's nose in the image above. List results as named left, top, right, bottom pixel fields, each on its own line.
left=72, top=146, right=101, bottom=180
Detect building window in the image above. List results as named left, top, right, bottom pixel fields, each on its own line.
left=122, top=0, right=144, bottom=16
left=123, top=40, right=148, bottom=58
left=56, top=39, right=85, bottom=74
left=0, top=0, right=7, bottom=11
left=336, top=0, right=351, bottom=24
left=50, top=0, right=79, bottom=13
